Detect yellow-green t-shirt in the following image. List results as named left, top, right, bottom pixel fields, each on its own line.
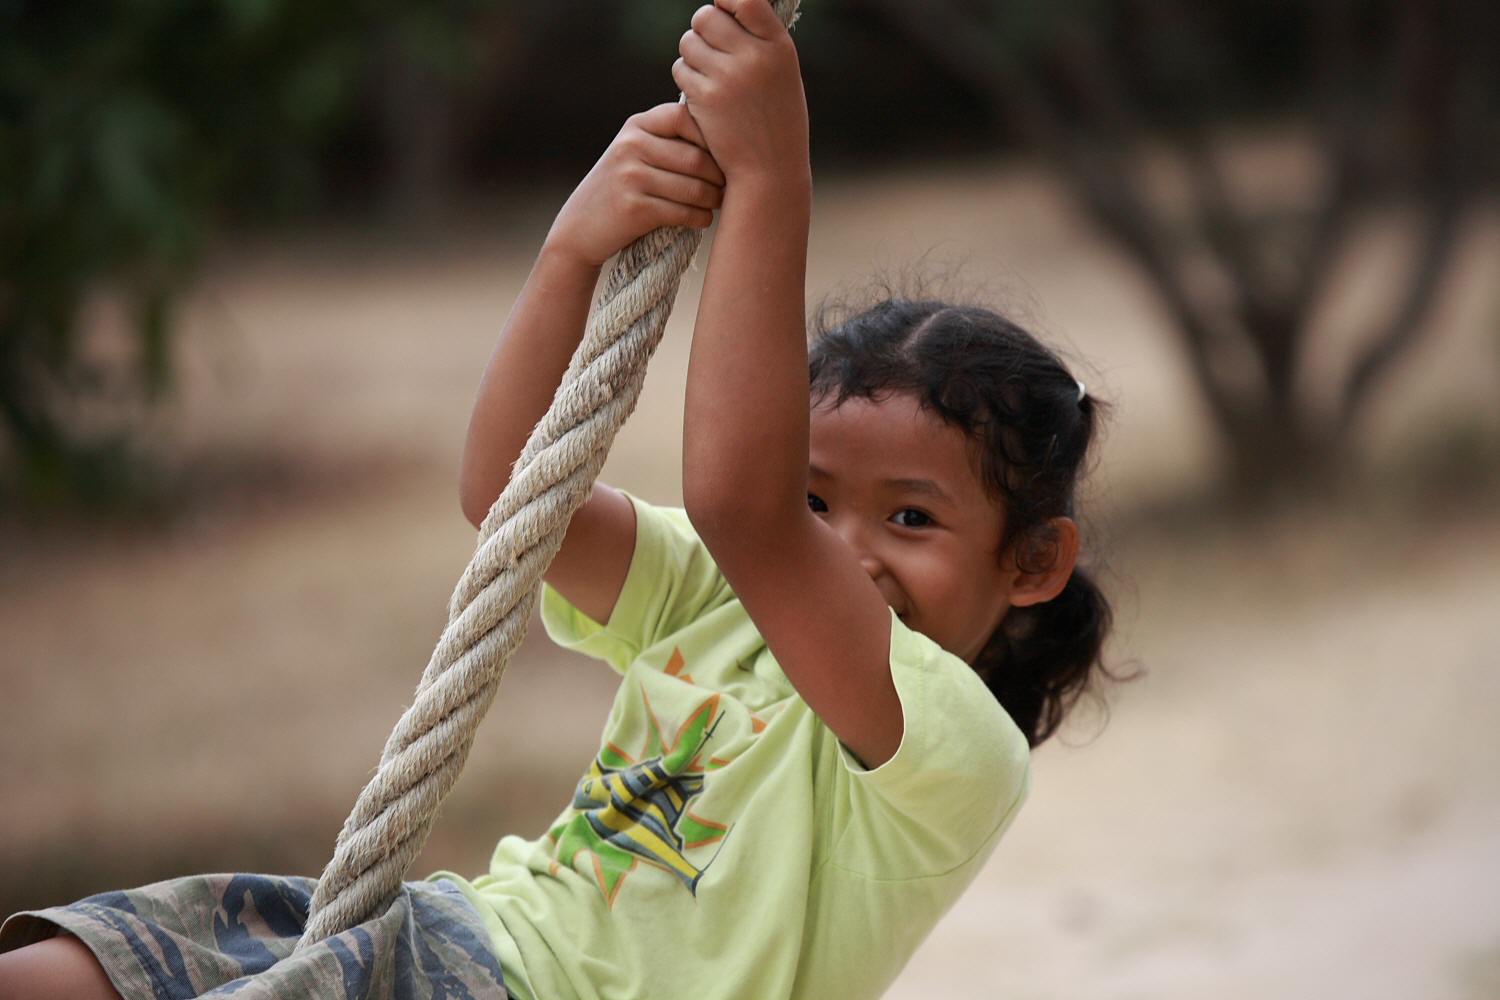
left=432, top=494, right=1030, bottom=1000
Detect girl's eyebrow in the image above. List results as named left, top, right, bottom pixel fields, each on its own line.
left=808, top=465, right=954, bottom=505
left=883, top=477, right=954, bottom=504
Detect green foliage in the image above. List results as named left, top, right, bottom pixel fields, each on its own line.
left=0, top=0, right=495, bottom=511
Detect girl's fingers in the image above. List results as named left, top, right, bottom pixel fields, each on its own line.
left=631, top=102, right=693, bottom=138
left=638, top=193, right=715, bottom=231
left=689, top=5, right=746, bottom=51
left=636, top=163, right=723, bottom=211
left=633, top=102, right=710, bottom=153
left=712, top=0, right=783, bottom=40
left=670, top=107, right=715, bottom=161
left=631, top=105, right=723, bottom=183
left=677, top=29, right=724, bottom=74
left=637, top=131, right=724, bottom=186
left=671, top=56, right=709, bottom=99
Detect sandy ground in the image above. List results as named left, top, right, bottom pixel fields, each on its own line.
left=3, top=160, right=1499, bottom=998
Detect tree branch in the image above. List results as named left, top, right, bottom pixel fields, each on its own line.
left=1130, top=0, right=1280, bottom=331
left=857, top=0, right=1252, bottom=440
left=1335, top=197, right=1462, bottom=436
left=1335, top=0, right=1480, bottom=436
left=1286, top=0, right=1362, bottom=328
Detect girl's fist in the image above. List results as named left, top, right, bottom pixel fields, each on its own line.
left=544, top=102, right=726, bottom=269
left=672, top=0, right=809, bottom=185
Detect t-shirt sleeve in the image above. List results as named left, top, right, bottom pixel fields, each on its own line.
left=832, top=609, right=1031, bottom=878
left=539, top=492, right=736, bottom=675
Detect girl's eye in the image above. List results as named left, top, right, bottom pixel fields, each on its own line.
left=807, top=492, right=828, bottom=513
left=892, top=508, right=932, bottom=529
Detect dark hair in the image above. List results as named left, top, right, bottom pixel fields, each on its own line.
left=808, top=296, right=1115, bottom=747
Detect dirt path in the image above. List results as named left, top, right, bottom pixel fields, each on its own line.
left=3, top=161, right=1498, bottom=996
left=889, top=511, right=1500, bottom=999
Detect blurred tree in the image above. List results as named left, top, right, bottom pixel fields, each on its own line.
left=8, top=0, right=1491, bottom=509
left=0, top=0, right=1008, bottom=512
left=860, top=0, right=1497, bottom=502
left=461, top=1, right=1001, bottom=175
left=0, top=0, right=498, bottom=510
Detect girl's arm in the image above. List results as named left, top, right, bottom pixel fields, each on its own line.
left=459, top=103, right=725, bottom=623
left=675, top=0, right=902, bottom=767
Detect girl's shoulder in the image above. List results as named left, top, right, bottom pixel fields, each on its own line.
left=540, top=492, right=740, bottom=672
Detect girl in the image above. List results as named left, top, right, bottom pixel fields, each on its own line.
left=444, top=2, right=1110, bottom=996
left=0, top=1, right=1112, bottom=997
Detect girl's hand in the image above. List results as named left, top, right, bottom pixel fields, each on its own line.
left=672, top=0, right=809, bottom=187
left=543, top=102, right=726, bottom=269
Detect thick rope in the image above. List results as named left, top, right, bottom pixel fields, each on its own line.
left=298, top=0, right=802, bottom=948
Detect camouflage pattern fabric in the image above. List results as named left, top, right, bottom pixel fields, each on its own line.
left=0, top=873, right=508, bottom=999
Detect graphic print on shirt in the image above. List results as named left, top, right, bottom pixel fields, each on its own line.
left=548, top=650, right=734, bottom=906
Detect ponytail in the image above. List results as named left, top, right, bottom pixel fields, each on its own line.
left=976, top=566, right=1113, bottom=748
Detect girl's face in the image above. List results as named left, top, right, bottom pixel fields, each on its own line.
left=807, top=392, right=1021, bottom=664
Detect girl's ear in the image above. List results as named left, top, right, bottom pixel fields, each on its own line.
left=1008, top=516, right=1080, bottom=608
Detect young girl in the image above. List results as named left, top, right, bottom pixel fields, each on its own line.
left=0, top=1, right=1111, bottom=997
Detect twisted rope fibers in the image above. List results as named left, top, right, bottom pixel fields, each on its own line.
left=298, top=0, right=802, bottom=947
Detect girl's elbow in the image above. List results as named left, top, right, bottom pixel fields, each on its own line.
left=684, top=485, right=785, bottom=551
left=459, top=491, right=485, bottom=531
left=683, top=476, right=753, bottom=545
left=458, top=473, right=495, bottom=530
left=681, top=449, right=775, bottom=527
left=682, top=483, right=731, bottom=541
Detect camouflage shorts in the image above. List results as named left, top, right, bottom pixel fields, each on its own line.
left=0, top=873, right=509, bottom=999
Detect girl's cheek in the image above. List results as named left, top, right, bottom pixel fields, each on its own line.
left=911, top=560, right=952, bottom=601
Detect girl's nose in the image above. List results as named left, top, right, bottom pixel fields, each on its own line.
left=832, top=515, right=884, bottom=579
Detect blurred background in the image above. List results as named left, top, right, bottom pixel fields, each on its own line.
left=3, top=0, right=1499, bottom=996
